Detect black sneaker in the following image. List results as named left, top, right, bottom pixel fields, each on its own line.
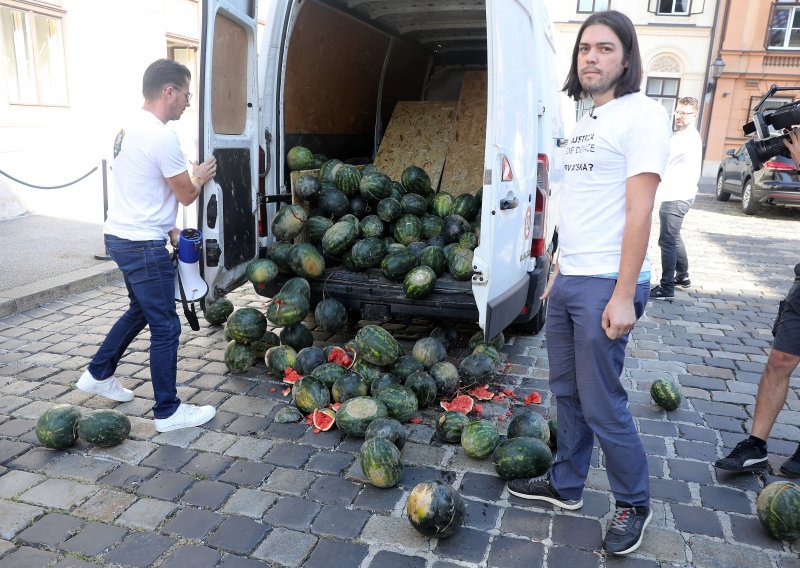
left=676, top=277, right=691, bottom=288
left=779, top=443, right=800, bottom=477
left=714, top=438, right=768, bottom=472
left=507, top=477, right=583, bottom=510
left=649, top=285, right=674, bottom=300
left=603, top=504, right=652, bottom=555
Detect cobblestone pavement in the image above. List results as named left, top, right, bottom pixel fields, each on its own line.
left=0, top=181, right=798, bottom=568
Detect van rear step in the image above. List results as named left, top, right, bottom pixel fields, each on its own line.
left=255, top=268, right=479, bottom=322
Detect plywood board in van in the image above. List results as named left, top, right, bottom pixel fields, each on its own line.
left=440, top=70, right=488, bottom=196
left=373, top=101, right=457, bottom=188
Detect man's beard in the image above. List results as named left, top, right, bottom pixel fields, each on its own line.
left=580, top=67, right=625, bottom=98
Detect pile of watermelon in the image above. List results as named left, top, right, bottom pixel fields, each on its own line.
left=273, top=146, right=482, bottom=300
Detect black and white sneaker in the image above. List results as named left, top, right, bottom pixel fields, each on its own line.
left=714, top=438, right=768, bottom=472
left=603, top=504, right=652, bottom=555
left=780, top=443, right=800, bottom=477
left=676, top=277, right=691, bottom=289
left=507, top=477, right=583, bottom=510
left=648, top=285, right=674, bottom=300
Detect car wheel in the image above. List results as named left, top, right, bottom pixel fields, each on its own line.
left=741, top=180, right=759, bottom=215
left=715, top=173, right=731, bottom=202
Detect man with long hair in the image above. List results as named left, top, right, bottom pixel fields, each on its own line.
left=506, top=11, right=671, bottom=555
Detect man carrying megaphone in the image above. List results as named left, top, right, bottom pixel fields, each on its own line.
left=76, top=59, right=218, bottom=433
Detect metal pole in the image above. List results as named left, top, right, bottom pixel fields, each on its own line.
left=94, top=158, right=112, bottom=261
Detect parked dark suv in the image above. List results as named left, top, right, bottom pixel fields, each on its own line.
left=716, top=145, right=800, bottom=215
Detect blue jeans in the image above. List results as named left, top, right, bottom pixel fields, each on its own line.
left=546, top=275, right=650, bottom=507
left=658, top=199, right=693, bottom=293
left=88, top=234, right=181, bottom=418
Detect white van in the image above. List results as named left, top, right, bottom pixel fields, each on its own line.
left=198, top=0, right=566, bottom=339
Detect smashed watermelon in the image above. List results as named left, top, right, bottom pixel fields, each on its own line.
left=328, top=346, right=355, bottom=368
left=283, top=368, right=302, bottom=385
left=440, top=394, right=475, bottom=414
left=468, top=384, right=494, bottom=401
left=312, top=408, right=336, bottom=431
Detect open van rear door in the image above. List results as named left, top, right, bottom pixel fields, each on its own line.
left=199, top=0, right=259, bottom=301
left=473, top=0, right=540, bottom=340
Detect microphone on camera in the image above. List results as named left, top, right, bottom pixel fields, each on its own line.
left=589, top=107, right=597, bottom=119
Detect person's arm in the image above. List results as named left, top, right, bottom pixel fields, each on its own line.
left=783, top=128, right=800, bottom=166
left=601, top=172, right=660, bottom=340
left=166, top=156, right=217, bottom=206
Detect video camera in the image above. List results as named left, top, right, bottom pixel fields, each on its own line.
left=743, top=85, right=800, bottom=171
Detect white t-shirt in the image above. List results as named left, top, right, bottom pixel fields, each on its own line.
left=655, top=126, right=702, bottom=203
left=558, top=92, right=671, bottom=276
left=105, top=109, right=187, bottom=241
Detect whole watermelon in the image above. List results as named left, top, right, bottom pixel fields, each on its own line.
left=225, top=340, right=255, bottom=373
left=407, top=480, right=465, bottom=538
left=355, top=325, right=402, bottom=366
left=272, top=204, right=307, bottom=242
left=401, top=166, right=432, bottom=196
left=360, top=437, right=403, bottom=488
left=288, top=243, right=325, bottom=279
left=292, top=377, right=330, bottom=413
left=365, top=417, right=407, bottom=449
left=492, top=437, right=553, bottom=480
left=227, top=308, right=268, bottom=345
left=287, top=146, right=314, bottom=171
left=507, top=411, right=550, bottom=445
left=651, top=378, right=682, bottom=411
left=266, top=293, right=309, bottom=327
left=204, top=297, right=234, bottom=326
left=36, top=404, right=82, bottom=450
left=756, top=481, right=800, bottom=541
left=314, top=298, right=347, bottom=333
left=461, top=419, right=500, bottom=458
left=77, top=409, right=131, bottom=447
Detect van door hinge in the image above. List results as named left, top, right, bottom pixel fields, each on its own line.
left=538, top=101, right=546, bottom=116
left=472, top=271, right=487, bottom=286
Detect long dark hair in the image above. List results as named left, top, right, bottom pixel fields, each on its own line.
left=562, top=11, right=643, bottom=102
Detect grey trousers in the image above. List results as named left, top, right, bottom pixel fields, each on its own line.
left=546, top=274, right=650, bottom=507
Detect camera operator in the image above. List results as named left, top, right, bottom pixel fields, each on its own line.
left=714, top=128, right=800, bottom=476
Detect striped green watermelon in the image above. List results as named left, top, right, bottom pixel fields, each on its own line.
left=310, top=362, right=347, bottom=388
left=314, top=298, right=347, bottom=333
left=449, top=247, right=474, bottom=280
left=351, top=359, right=384, bottom=386
left=266, top=345, right=297, bottom=374
left=411, top=337, right=447, bottom=369
left=472, top=343, right=500, bottom=364
left=507, top=412, right=550, bottom=445
left=380, top=249, right=418, bottom=281
left=404, top=371, right=437, bottom=408
left=294, top=174, right=320, bottom=200
left=332, top=373, right=369, bottom=403
left=492, top=437, right=553, bottom=480
left=288, top=243, right=325, bottom=279
left=204, top=297, right=234, bottom=326
left=306, top=216, right=334, bottom=244
left=279, top=322, right=314, bottom=352
left=419, top=246, right=447, bottom=275
left=452, top=193, right=478, bottom=221
left=355, top=325, right=402, bottom=366
left=461, top=419, right=500, bottom=458
left=401, top=193, right=428, bottom=216
left=651, top=378, right=682, bottom=411
left=360, top=215, right=385, bottom=238
left=393, top=214, right=423, bottom=245
left=420, top=215, right=444, bottom=240
left=266, top=241, right=293, bottom=272
left=272, top=204, right=307, bottom=241
left=360, top=437, right=403, bottom=488
left=400, top=166, right=432, bottom=196
left=351, top=238, right=386, bottom=269
left=392, top=355, right=425, bottom=380
left=403, top=266, right=437, bottom=300
left=227, top=308, right=268, bottom=344
left=377, top=198, right=403, bottom=223
left=318, top=188, right=350, bottom=218
left=225, top=340, right=254, bottom=373
left=458, top=353, right=494, bottom=387
left=468, top=330, right=505, bottom=351
left=430, top=361, right=459, bottom=396
left=459, top=232, right=478, bottom=250
left=77, top=409, right=130, bottom=447
left=336, top=396, right=389, bottom=437
left=322, top=220, right=359, bottom=256
left=266, top=293, right=309, bottom=327
left=335, top=164, right=362, bottom=197
left=36, top=404, right=82, bottom=450
left=431, top=192, right=455, bottom=218
left=287, top=146, right=314, bottom=171
left=360, top=172, right=392, bottom=203
left=375, top=384, right=418, bottom=423
left=318, top=159, right=343, bottom=183
left=370, top=373, right=401, bottom=397
left=292, top=376, right=330, bottom=413
left=436, top=411, right=471, bottom=443
left=364, top=417, right=407, bottom=449
left=407, top=480, right=465, bottom=538
left=280, top=277, right=311, bottom=300
left=756, top=481, right=800, bottom=541
left=246, top=259, right=279, bottom=292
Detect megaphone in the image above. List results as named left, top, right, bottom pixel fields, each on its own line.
left=174, top=228, right=208, bottom=302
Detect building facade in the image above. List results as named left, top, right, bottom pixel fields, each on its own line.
left=0, top=0, right=267, bottom=223
left=704, top=0, right=800, bottom=175
left=544, top=0, right=718, bottom=174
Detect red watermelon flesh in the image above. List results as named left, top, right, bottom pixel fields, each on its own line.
left=440, top=395, right=475, bottom=414
left=283, top=368, right=302, bottom=385
left=468, top=384, right=494, bottom=401
left=312, top=408, right=336, bottom=431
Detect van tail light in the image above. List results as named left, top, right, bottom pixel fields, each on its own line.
left=501, top=155, right=514, bottom=181
left=530, top=154, right=549, bottom=258
left=764, top=160, right=796, bottom=171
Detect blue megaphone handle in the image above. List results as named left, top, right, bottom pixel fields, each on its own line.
left=177, top=229, right=203, bottom=264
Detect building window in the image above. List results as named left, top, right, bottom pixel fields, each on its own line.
left=167, top=39, right=198, bottom=96
left=646, top=76, right=680, bottom=121
left=577, top=0, right=609, bottom=13
left=767, top=3, right=800, bottom=49
left=657, top=0, right=691, bottom=15
left=0, top=4, right=68, bottom=105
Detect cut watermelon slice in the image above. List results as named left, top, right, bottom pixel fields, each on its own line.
left=473, top=403, right=484, bottom=415
left=440, top=394, right=475, bottom=414
left=468, top=384, right=494, bottom=401
left=283, top=368, right=302, bottom=385
left=327, top=346, right=354, bottom=368
left=312, top=408, right=336, bottom=431
left=328, top=402, right=342, bottom=412
left=524, top=391, right=542, bottom=405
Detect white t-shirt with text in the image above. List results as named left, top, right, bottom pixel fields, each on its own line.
left=105, top=109, right=187, bottom=241
left=558, top=92, right=671, bottom=276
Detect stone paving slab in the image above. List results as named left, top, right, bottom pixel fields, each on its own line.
left=0, top=182, right=799, bottom=566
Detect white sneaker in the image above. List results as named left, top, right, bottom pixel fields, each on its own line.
left=76, top=370, right=134, bottom=402
left=154, top=403, right=216, bottom=433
